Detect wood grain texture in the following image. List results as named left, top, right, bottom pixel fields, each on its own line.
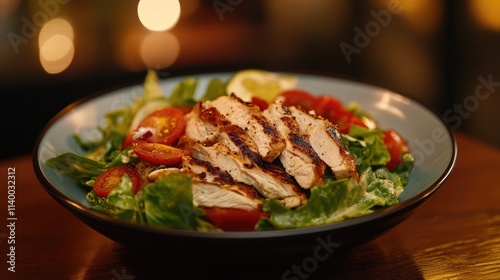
left=0, top=132, right=499, bottom=280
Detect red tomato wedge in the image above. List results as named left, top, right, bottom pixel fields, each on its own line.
left=137, top=107, right=186, bottom=145
left=203, top=207, right=269, bottom=231
left=278, top=89, right=318, bottom=111
left=251, top=96, right=269, bottom=111
left=132, top=140, right=191, bottom=166
left=93, top=165, right=142, bottom=198
left=383, top=129, right=410, bottom=171
left=314, top=96, right=367, bottom=134
left=277, top=90, right=367, bottom=134
left=122, top=132, right=134, bottom=149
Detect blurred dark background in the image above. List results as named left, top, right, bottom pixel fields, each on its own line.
left=1, top=0, right=499, bottom=160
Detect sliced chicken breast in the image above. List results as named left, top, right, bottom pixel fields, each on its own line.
left=186, top=101, right=261, bottom=159
left=263, top=101, right=326, bottom=189
left=178, top=136, right=306, bottom=208
left=192, top=181, right=262, bottom=211
left=208, top=94, right=285, bottom=162
left=181, top=156, right=236, bottom=186
left=184, top=102, right=219, bottom=143
left=288, top=106, right=359, bottom=181
left=147, top=164, right=262, bottom=211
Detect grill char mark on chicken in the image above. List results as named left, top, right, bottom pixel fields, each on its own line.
left=262, top=100, right=328, bottom=189
left=209, top=94, right=285, bottom=162
left=147, top=159, right=263, bottom=212
left=288, top=106, right=359, bottom=181
left=178, top=136, right=306, bottom=208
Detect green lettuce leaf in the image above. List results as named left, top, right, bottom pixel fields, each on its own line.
left=140, top=173, right=204, bottom=230
left=392, top=153, right=415, bottom=186
left=169, top=76, right=198, bottom=107
left=343, top=125, right=391, bottom=173
left=86, top=175, right=143, bottom=224
left=44, top=148, right=135, bottom=186
left=202, top=78, right=227, bottom=101
left=258, top=167, right=404, bottom=230
left=45, top=152, right=107, bottom=186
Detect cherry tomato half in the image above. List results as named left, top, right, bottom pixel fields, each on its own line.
left=132, top=140, right=191, bottom=166
left=277, top=89, right=318, bottom=111
left=137, top=107, right=186, bottom=145
left=277, top=90, right=367, bottom=134
left=314, top=96, right=367, bottom=134
left=202, top=207, right=269, bottom=231
left=93, top=165, right=142, bottom=198
left=122, top=132, right=134, bottom=149
left=383, top=129, right=410, bottom=171
left=251, top=97, right=269, bottom=111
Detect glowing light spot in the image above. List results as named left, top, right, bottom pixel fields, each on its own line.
left=140, top=32, right=180, bottom=69
left=38, top=18, right=74, bottom=74
left=40, top=35, right=72, bottom=61
left=470, top=0, right=500, bottom=31
left=137, top=0, right=181, bottom=31
left=115, top=30, right=144, bottom=71
left=0, top=0, right=20, bottom=20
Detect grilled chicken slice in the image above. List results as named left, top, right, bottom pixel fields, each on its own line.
left=191, top=181, right=262, bottom=211
left=181, top=156, right=236, bottom=186
left=288, top=106, right=359, bottom=181
left=263, top=101, right=326, bottom=189
left=178, top=136, right=306, bottom=208
left=185, top=101, right=261, bottom=159
left=184, top=102, right=219, bottom=143
left=208, top=94, right=285, bottom=162
left=147, top=164, right=262, bottom=211
left=147, top=167, right=184, bottom=182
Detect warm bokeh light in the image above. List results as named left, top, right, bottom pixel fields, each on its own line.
left=180, top=0, right=199, bottom=17
left=39, top=18, right=74, bottom=74
left=38, top=18, right=74, bottom=49
left=400, top=0, right=442, bottom=33
left=370, top=0, right=442, bottom=34
left=0, top=0, right=20, bottom=20
left=470, top=0, right=500, bottom=31
left=140, top=31, right=180, bottom=69
left=137, top=0, right=181, bottom=31
left=115, top=29, right=144, bottom=71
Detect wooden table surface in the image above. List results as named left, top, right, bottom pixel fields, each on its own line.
left=1, top=131, right=499, bottom=280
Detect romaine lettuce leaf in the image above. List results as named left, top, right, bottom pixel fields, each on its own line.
left=202, top=78, right=227, bottom=101
left=86, top=175, right=143, bottom=224
left=44, top=148, right=135, bottom=186
left=45, top=152, right=107, bottom=186
left=344, top=125, right=391, bottom=173
left=168, top=76, right=198, bottom=107
left=140, top=173, right=204, bottom=230
left=258, top=167, right=405, bottom=230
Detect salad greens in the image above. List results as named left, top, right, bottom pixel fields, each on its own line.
left=45, top=69, right=414, bottom=231
left=258, top=125, right=414, bottom=230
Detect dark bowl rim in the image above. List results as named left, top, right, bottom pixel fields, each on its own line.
left=32, top=68, right=458, bottom=240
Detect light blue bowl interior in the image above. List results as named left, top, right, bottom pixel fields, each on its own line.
left=36, top=72, right=455, bottom=209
